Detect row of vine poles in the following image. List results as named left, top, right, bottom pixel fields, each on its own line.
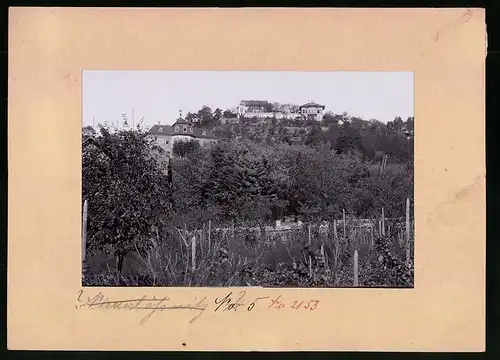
left=81, top=198, right=413, bottom=286
left=350, top=197, right=413, bottom=287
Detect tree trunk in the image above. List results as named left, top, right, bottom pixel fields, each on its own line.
left=116, top=253, right=124, bottom=274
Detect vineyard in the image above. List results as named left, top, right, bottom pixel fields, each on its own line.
left=83, top=201, right=414, bottom=288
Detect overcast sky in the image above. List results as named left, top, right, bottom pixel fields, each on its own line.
left=83, top=71, right=414, bottom=128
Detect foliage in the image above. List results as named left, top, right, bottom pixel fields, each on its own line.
left=172, top=139, right=201, bottom=158
left=82, top=126, right=172, bottom=271
left=83, top=110, right=414, bottom=286
left=359, top=235, right=414, bottom=287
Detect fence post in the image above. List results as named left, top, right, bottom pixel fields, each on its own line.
left=370, top=224, right=374, bottom=250
left=353, top=249, right=359, bottom=287
left=381, top=207, right=385, bottom=236
left=333, top=219, right=338, bottom=267
left=343, top=209, right=346, bottom=239
left=354, top=226, right=358, bottom=247
left=208, top=220, right=211, bottom=252
left=308, top=225, right=312, bottom=277
left=321, top=244, right=326, bottom=268
left=198, top=230, right=203, bottom=257
left=201, top=223, right=205, bottom=255
left=191, top=234, right=196, bottom=272
left=82, top=199, right=88, bottom=264
left=405, top=198, right=411, bottom=266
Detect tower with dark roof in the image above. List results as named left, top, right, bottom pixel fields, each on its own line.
left=172, top=111, right=195, bottom=143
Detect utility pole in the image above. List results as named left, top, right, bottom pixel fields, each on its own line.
left=132, top=107, right=135, bottom=130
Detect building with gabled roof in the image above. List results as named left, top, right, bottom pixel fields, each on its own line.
left=299, top=102, right=325, bottom=121
left=237, top=100, right=273, bottom=118
left=147, top=112, right=217, bottom=157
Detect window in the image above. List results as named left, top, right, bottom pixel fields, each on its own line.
left=190, top=127, right=193, bottom=133
left=158, top=127, right=163, bottom=132
left=166, top=140, right=169, bottom=144
left=175, top=126, right=179, bottom=132
left=183, top=127, right=187, bottom=132
left=202, top=130, right=206, bottom=135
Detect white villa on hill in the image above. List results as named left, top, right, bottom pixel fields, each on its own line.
left=236, top=100, right=325, bottom=121
left=299, top=102, right=325, bottom=121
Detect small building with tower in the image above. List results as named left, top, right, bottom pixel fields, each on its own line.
left=147, top=112, right=217, bottom=157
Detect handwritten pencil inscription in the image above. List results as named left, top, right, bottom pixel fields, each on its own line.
left=76, top=290, right=320, bottom=324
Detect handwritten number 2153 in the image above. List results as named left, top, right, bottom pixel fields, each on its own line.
left=292, top=300, right=319, bottom=311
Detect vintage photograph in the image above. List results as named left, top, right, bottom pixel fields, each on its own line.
left=82, top=70, right=414, bottom=288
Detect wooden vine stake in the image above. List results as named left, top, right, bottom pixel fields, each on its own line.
left=191, top=234, right=196, bottom=272
left=208, top=220, right=211, bottom=253
left=381, top=207, right=385, bottom=236
left=333, top=219, right=338, bottom=267
left=82, top=199, right=88, bottom=264
left=353, top=249, right=359, bottom=287
left=308, top=225, right=312, bottom=277
left=343, top=209, right=346, bottom=239
left=405, top=197, right=411, bottom=266
left=320, top=244, right=326, bottom=268
left=370, top=225, right=374, bottom=250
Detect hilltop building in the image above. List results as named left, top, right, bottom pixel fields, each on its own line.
left=299, top=102, right=325, bottom=121
left=147, top=112, right=217, bottom=156
left=237, top=100, right=325, bottom=121
left=237, top=100, right=272, bottom=117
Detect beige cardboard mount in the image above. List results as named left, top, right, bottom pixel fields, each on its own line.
left=8, top=8, right=485, bottom=351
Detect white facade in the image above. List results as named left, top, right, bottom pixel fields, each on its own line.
left=172, top=134, right=195, bottom=144
left=299, top=103, right=325, bottom=121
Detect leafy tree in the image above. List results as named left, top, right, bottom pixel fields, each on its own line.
left=185, top=112, right=198, bottom=122
left=223, top=109, right=236, bottom=118
left=213, top=108, right=223, bottom=122
left=172, top=139, right=201, bottom=158
left=83, top=126, right=96, bottom=139
left=197, top=106, right=213, bottom=127
left=82, top=126, right=172, bottom=273
left=322, top=111, right=336, bottom=126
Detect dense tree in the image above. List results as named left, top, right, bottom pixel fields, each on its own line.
left=83, top=126, right=96, bottom=139
left=223, top=109, right=237, bottom=118
left=82, top=126, right=171, bottom=273
left=197, top=106, right=213, bottom=127
left=213, top=108, right=223, bottom=122
left=172, top=139, right=201, bottom=158
left=185, top=112, right=198, bottom=122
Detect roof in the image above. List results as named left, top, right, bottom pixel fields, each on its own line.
left=172, top=117, right=192, bottom=126
left=240, top=100, right=270, bottom=106
left=148, top=125, right=174, bottom=136
left=148, top=125, right=217, bottom=139
left=192, top=128, right=217, bottom=139
left=299, top=102, right=325, bottom=109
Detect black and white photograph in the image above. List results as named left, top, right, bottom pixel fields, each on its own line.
left=82, top=70, right=414, bottom=288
